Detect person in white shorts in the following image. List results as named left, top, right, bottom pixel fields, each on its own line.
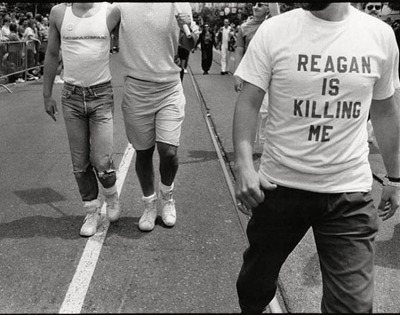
left=107, top=3, right=199, bottom=232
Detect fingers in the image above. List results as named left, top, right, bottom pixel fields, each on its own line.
left=45, top=106, right=58, bottom=122
left=236, top=201, right=252, bottom=216
left=260, top=177, right=277, bottom=191
left=378, top=187, right=400, bottom=221
left=175, top=13, right=191, bottom=26
left=234, top=82, right=243, bottom=93
left=378, top=198, right=398, bottom=221
left=50, top=111, right=58, bottom=122
left=235, top=189, right=263, bottom=209
left=235, top=182, right=265, bottom=210
left=241, top=190, right=264, bottom=209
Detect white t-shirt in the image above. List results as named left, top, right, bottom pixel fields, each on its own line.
left=235, top=7, right=399, bottom=193
left=115, top=2, right=198, bottom=83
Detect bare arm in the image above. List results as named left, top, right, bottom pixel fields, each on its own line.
left=233, top=82, right=276, bottom=212
left=234, top=26, right=245, bottom=71
left=178, top=18, right=199, bottom=51
left=370, top=94, right=400, bottom=220
left=43, top=4, right=64, bottom=121
left=107, top=4, right=121, bottom=34
left=234, top=26, right=245, bottom=92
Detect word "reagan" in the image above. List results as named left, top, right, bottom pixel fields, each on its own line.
left=297, top=54, right=371, bottom=74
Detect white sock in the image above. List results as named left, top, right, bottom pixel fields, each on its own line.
left=142, top=192, right=157, bottom=203
left=83, top=199, right=101, bottom=211
left=159, top=182, right=174, bottom=194
left=103, top=185, right=117, bottom=197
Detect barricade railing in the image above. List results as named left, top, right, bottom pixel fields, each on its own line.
left=0, top=40, right=42, bottom=92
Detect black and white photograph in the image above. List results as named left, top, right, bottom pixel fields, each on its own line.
left=0, top=2, right=399, bottom=313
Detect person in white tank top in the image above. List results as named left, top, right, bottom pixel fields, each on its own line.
left=43, top=2, right=120, bottom=237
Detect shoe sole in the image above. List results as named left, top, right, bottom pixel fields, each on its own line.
left=107, top=211, right=120, bottom=222
left=108, top=215, right=120, bottom=222
left=162, top=221, right=175, bottom=227
left=138, top=224, right=155, bottom=232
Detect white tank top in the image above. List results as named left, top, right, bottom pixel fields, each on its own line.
left=60, top=2, right=111, bottom=87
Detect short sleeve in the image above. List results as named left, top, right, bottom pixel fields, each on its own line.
left=373, top=27, right=399, bottom=99
left=234, top=22, right=271, bottom=92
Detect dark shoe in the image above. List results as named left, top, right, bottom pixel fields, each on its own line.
left=203, top=71, right=208, bottom=75
left=220, top=71, right=225, bottom=75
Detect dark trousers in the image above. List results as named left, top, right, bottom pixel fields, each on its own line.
left=237, top=185, right=378, bottom=314
left=201, top=45, right=213, bottom=72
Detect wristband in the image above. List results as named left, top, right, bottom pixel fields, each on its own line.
left=387, top=176, right=400, bottom=182
left=384, top=176, right=400, bottom=188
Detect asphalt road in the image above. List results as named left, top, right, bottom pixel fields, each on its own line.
left=0, top=48, right=398, bottom=313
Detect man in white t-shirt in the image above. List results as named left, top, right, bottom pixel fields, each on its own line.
left=107, top=3, right=199, bottom=233
left=233, top=3, right=400, bottom=313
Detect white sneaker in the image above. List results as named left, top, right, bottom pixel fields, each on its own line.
left=16, top=78, right=25, bottom=83
left=105, top=191, right=120, bottom=222
left=138, top=194, right=158, bottom=231
left=80, top=199, right=102, bottom=237
left=160, top=188, right=176, bottom=227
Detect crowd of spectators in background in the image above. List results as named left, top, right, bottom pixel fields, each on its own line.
left=208, top=2, right=400, bottom=70
left=1, top=10, right=49, bottom=83
left=1, top=3, right=400, bottom=86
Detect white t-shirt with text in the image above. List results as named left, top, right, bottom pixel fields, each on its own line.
left=235, top=7, right=399, bottom=193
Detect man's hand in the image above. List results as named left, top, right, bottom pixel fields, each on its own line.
left=378, top=185, right=400, bottom=221
left=44, top=97, right=59, bottom=121
left=235, top=166, right=277, bottom=215
left=175, top=12, right=192, bottom=36
left=234, top=76, right=244, bottom=93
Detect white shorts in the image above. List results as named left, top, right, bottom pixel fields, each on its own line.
left=122, top=76, right=186, bottom=150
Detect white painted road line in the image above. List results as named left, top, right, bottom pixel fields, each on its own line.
left=59, top=143, right=135, bottom=314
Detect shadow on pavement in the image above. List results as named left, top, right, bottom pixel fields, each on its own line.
left=0, top=215, right=85, bottom=240
left=106, top=216, right=174, bottom=240
left=179, top=149, right=218, bottom=165
left=14, top=187, right=66, bottom=205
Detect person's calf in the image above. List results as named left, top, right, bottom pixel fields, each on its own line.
left=157, top=142, right=179, bottom=186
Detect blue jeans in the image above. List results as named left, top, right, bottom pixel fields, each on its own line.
left=61, top=81, right=116, bottom=202
left=237, top=186, right=378, bottom=313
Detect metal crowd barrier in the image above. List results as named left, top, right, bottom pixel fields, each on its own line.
left=0, top=40, right=42, bottom=93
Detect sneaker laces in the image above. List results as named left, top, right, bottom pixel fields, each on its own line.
left=83, top=200, right=101, bottom=221
left=83, top=210, right=99, bottom=223
left=160, top=191, right=175, bottom=216
left=141, top=197, right=157, bottom=219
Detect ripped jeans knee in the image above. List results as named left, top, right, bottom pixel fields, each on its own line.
left=97, top=169, right=117, bottom=189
